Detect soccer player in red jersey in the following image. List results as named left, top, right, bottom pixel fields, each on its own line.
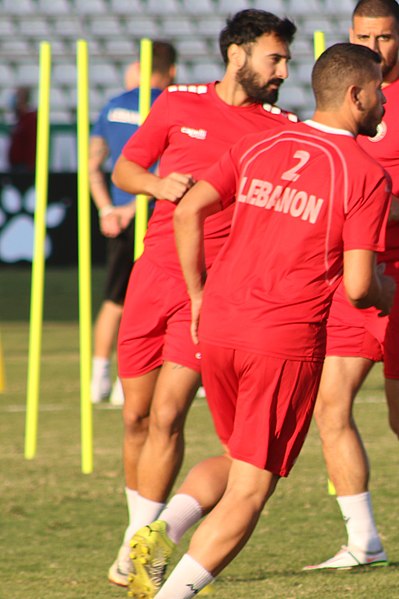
left=126, top=43, right=394, bottom=599
left=108, top=10, right=297, bottom=586
left=305, top=0, right=399, bottom=571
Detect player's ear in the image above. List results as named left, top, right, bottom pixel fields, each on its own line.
left=168, top=64, right=177, bottom=83
left=349, top=28, right=355, bottom=43
left=349, top=84, right=364, bottom=110
left=227, top=43, right=246, bottom=69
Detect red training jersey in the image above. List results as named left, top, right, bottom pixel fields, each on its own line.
left=199, top=121, right=390, bottom=361
left=122, top=82, right=297, bottom=275
left=357, top=78, right=399, bottom=264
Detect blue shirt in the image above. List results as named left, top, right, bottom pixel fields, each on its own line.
left=91, top=87, right=162, bottom=206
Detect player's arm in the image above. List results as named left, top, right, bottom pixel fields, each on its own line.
left=343, top=249, right=395, bottom=316
left=174, top=180, right=223, bottom=343
left=112, top=155, right=194, bottom=203
left=89, top=135, right=121, bottom=237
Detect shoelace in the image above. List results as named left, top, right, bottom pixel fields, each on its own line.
left=148, top=556, right=168, bottom=587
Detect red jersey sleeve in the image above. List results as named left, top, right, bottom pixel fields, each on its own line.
left=122, top=89, right=170, bottom=167
left=201, top=142, right=242, bottom=209
left=343, top=170, right=391, bottom=252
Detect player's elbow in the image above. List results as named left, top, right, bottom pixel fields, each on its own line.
left=345, top=283, right=374, bottom=309
left=174, top=201, right=191, bottom=228
left=111, top=156, right=125, bottom=188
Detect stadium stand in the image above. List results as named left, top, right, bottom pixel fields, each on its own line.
left=0, top=0, right=353, bottom=126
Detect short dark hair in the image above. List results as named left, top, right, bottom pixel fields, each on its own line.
left=151, top=40, right=177, bottom=74
left=353, top=0, right=399, bottom=23
left=219, top=9, right=296, bottom=65
left=312, top=42, right=381, bottom=110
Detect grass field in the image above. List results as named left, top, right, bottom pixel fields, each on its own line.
left=1, top=268, right=399, bottom=599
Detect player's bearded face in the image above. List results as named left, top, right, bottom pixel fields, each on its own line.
left=350, top=16, right=399, bottom=82
left=236, top=58, right=284, bottom=104
left=358, top=76, right=386, bottom=137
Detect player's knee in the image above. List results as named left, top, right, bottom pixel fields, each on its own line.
left=150, top=401, right=186, bottom=437
left=313, top=394, right=332, bottom=430
left=313, top=397, right=349, bottom=440
left=123, top=403, right=149, bottom=435
left=226, top=479, right=275, bottom=513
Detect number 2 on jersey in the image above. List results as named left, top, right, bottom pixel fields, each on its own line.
left=281, top=150, right=310, bottom=182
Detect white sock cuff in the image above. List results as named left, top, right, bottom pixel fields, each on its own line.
left=337, top=491, right=371, bottom=509
left=125, top=487, right=139, bottom=520
left=161, top=494, right=203, bottom=544
left=130, top=494, right=165, bottom=536
left=123, top=488, right=139, bottom=544
left=92, top=356, right=110, bottom=368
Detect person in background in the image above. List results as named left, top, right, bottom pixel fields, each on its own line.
left=89, top=41, right=177, bottom=406
left=7, top=86, right=37, bottom=172
left=304, top=0, right=399, bottom=571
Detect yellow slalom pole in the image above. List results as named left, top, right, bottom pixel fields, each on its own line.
left=25, top=41, right=51, bottom=460
left=313, top=30, right=326, bottom=60
left=315, top=31, right=331, bottom=497
left=77, top=39, right=93, bottom=474
left=134, top=38, right=153, bottom=260
left=0, top=332, right=6, bottom=393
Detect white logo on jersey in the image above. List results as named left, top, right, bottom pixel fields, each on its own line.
left=368, top=120, right=387, bottom=142
left=168, top=84, right=208, bottom=94
left=181, top=126, right=207, bottom=140
left=107, top=108, right=140, bottom=125
left=237, top=177, right=324, bottom=224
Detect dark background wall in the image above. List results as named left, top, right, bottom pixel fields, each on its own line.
left=0, top=172, right=107, bottom=266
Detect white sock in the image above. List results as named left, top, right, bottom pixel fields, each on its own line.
left=130, top=494, right=165, bottom=536
left=92, top=356, right=110, bottom=373
left=337, top=492, right=382, bottom=553
left=91, top=357, right=111, bottom=402
left=154, top=554, right=214, bottom=599
left=160, top=494, right=203, bottom=544
left=122, top=487, right=139, bottom=545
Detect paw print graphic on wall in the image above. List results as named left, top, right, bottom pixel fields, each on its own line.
left=0, top=184, right=67, bottom=263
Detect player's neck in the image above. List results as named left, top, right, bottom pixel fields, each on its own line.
left=382, top=61, right=399, bottom=87
left=215, top=78, right=255, bottom=107
left=311, top=111, right=356, bottom=136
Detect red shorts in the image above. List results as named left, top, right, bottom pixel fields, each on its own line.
left=200, top=341, right=323, bottom=477
left=118, top=255, right=201, bottom=377
left=326, top=261, right=399, bottom=379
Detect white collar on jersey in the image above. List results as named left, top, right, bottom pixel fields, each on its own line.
left=304, top=119, right=354, bottom=137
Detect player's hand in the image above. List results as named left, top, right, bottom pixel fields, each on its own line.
left=100, top=212, right=122, bottom=237
left=113, top=203, right=136, bottom=230
left=376, top=270, right=396, bottom=316
left=190, top=291, right=203, bottom=345
left=154, top=172, right=195, bottom=202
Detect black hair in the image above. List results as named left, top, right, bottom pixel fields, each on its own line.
left=353, top=0, right=399, bottom=23
left=312, top=42, right=382, bottom=110
left=219, top=9, right=296, bottom=65
left=152, top=40, right=177, bottom=74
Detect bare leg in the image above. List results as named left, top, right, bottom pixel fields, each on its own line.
left=304, top=355, right=385, bottom=564
left=177, top=454, right=233, bottom=514
left=385, top=377, right=399, bottom=439
left=94, top=300, right=123, bottom=358
left=313, top=355, right=374, bottom=495
left=137, top=362, right=200, bottom=501
left=187, top=459, right=279, bottom=575
left=122, top=370, right=160, bottom=490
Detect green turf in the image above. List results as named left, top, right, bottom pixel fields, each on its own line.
left=1, top=269, right=398, bottom=598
